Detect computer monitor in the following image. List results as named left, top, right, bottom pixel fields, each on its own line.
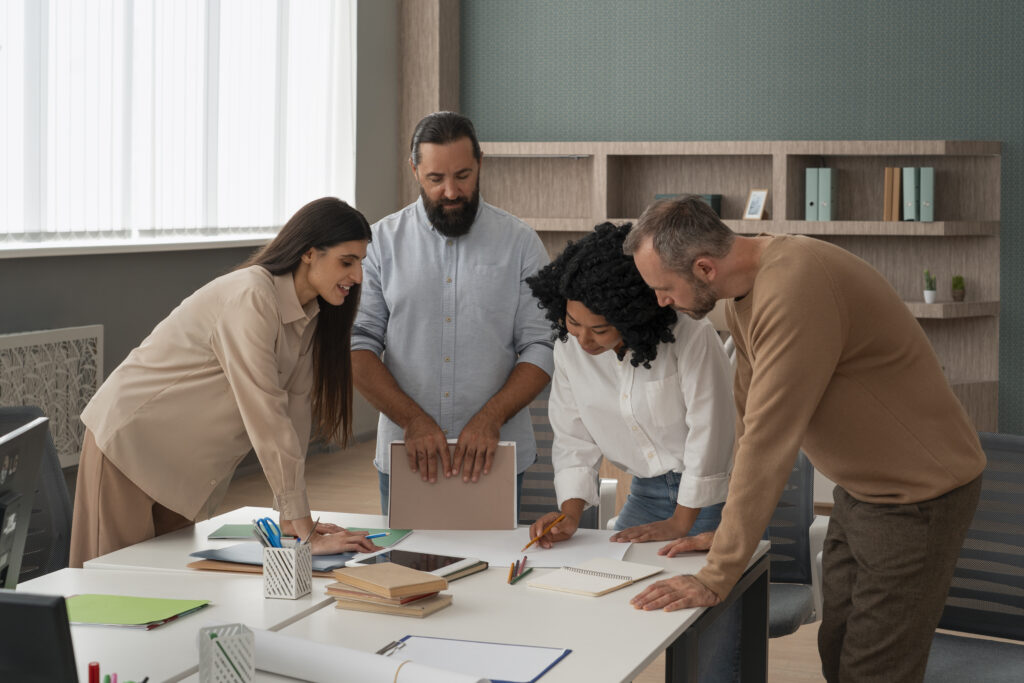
left=0, top=416, right=48, bottom=589
left=0, top=590, right=78, bottom=682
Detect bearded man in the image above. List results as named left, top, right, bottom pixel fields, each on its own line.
left=351, top=112, right=553, bottom=513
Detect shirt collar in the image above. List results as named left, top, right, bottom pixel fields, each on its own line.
left=273, top=271, right=319, bottom=324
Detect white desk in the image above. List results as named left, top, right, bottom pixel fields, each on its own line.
left=276, top=539, right=770, bottom=683
left=70, top=508, right=769, bottom=682
left=16, top=567, right=334, bottom=683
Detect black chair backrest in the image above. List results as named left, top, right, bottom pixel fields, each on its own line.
left=0, top=406, right=73, bottom=582
left=763, top=451, right=814, bottom=584
left=938, top=431, right=1024, bottom=640
left=520, top=384, right=598, bottom=529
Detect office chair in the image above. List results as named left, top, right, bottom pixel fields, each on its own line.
left=764, top=451, right=827, bottom=637
left=0, top=406, right=73, bottom=583
left=519, top=385, right=616, bottom=530
left=923, top=431, right=1024, bottom=682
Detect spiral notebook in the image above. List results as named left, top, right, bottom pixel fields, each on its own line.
left=527, top=558, right=664, bottom=597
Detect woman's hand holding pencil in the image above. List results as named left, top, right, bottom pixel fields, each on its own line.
left=525, top=509, right=580, bottom=550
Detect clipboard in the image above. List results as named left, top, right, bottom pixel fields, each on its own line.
left=388, top=441, right=517, bottom=530
left=386, top=634, right=570, bottom=683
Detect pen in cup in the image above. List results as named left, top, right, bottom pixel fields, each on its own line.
left=301, top=517, right=320, bottom=545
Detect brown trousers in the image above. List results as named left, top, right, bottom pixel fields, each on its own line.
left=69, top=429, right=193, bottom=567
left=818, top=475, right=982, bottom=682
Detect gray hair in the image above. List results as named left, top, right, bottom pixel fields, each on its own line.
left=623, top=195, right=735, bottom=279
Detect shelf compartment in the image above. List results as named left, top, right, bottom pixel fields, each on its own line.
left=785, top=154, right=1000, bottom=222
left=606, top=154, right=771, bottom=220
left=484, top=155, right=594, bottom=220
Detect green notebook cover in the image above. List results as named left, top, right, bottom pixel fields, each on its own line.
left=66, top=594, right=209, bottom=629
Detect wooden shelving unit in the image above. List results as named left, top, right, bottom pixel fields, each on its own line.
left=482, top=140, right=1000, bottom=431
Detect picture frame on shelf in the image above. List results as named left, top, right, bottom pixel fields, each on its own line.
left=742, top=189, right=768, bottom=220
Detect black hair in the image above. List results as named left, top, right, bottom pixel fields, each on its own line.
left=410, top=111, right=482, bottom=166
left=240, top=197, right=372, bottom=446
left=526, top=222, right=677, bottom=368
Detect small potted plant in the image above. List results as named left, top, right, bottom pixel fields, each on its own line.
left=952, top=275, right=965, bottom=302
left=923, top=269, right=937, bottom=303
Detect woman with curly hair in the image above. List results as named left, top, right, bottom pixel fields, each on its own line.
left=525, top=222, right=735, bottom=549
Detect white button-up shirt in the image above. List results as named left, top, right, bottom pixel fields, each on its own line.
left=550, top=315, right=735, bottom=509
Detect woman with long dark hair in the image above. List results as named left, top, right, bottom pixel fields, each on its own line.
left=71, top=197, right=378, bottom=565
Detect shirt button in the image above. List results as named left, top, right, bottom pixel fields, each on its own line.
left=445, top=357, right=450, bottom=362
left=632, top=426, right=638, bottom=431
left=646, top=452, right=654, bottom=459
left=446, top=317, right=451, bottom=322
left=446, top=277, right=452, bottom=284
left=210, top=479, right=217, bottom=486
left=444, top=392, right=450, bottom=397
left=442, top=429, right=448, bottom=435
left=622, top=393, right=629, bottom=400
left=446, top=239, right=453, bottom=246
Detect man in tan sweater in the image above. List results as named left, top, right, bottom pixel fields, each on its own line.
left=624, top=196, right=985, bottom=682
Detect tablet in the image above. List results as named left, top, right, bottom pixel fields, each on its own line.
left=345, top=548, right=480, bottom=577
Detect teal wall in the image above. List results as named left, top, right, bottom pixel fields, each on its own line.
left=461, top=0, right=1023, bottom=434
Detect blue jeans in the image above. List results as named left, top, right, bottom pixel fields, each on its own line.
left=614, top=471, right=740, bottom=683
left=377, top=470, right=525, bottom=517
left=614, top=471, right=724, bottom=534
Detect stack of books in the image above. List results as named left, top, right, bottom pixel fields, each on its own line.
left=327, top=563, right=452, bottom=618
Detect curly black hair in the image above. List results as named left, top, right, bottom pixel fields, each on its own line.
left=526, top=222, right=677, bottom=368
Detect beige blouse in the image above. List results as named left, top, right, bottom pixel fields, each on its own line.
left=81, top=266, right=319, bottom=521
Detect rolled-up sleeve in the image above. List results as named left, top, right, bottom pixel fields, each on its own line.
left=675, top=324, right=735, bottom=508
left=351, top=236, right=387, bottom=357
left=549, top=352, right=602, bottom=508
left=513, top=232, right=555, bottom=376
left=211, top=288, right=310, bottom=520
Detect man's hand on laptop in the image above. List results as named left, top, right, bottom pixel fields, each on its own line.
left=404, top=415, right=452, bottom=482
left=453, top=409, right=501, bottom=482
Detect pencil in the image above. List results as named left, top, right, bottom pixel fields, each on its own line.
left=510, top=567, right=534, bottom=585
left=507, top=561, right=516, bottom=584
left=521, top=513, right=566, bottom=552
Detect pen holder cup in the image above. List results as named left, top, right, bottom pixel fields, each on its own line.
left=263, top=543, right=313, bottom=599
left=198, top=623, right=255, bottom=683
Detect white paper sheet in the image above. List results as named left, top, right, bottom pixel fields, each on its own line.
left=252, top=628, right=486, bottom=683
left=395, top=635, right=570, bottom=682
left=385, top=528, right=629, bottom=568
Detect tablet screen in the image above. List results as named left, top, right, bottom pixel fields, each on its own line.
left=365, top=549, right=466, bottom=572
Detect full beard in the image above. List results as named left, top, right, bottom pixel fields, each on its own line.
left=422, top=183, right=480, bottom=237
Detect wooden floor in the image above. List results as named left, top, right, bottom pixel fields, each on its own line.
left=218, top=441, right=825, bottom=683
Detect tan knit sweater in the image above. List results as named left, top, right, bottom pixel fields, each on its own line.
left=696, top=235, right=986, bottom=598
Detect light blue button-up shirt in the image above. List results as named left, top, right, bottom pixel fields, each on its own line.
left=352, top=197, right=554, bottom=473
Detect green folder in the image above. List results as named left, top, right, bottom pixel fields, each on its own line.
left=902, top=167, right=920, bottom=221
left=817, top=168, right=837, bottom=221
left=805, top=168, right=819, bottom=220
left=919, top=167, right=935, bottom=222
left=346, top=528, right=413, bottom=547
left=66, top=594, right=209, bottom=629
